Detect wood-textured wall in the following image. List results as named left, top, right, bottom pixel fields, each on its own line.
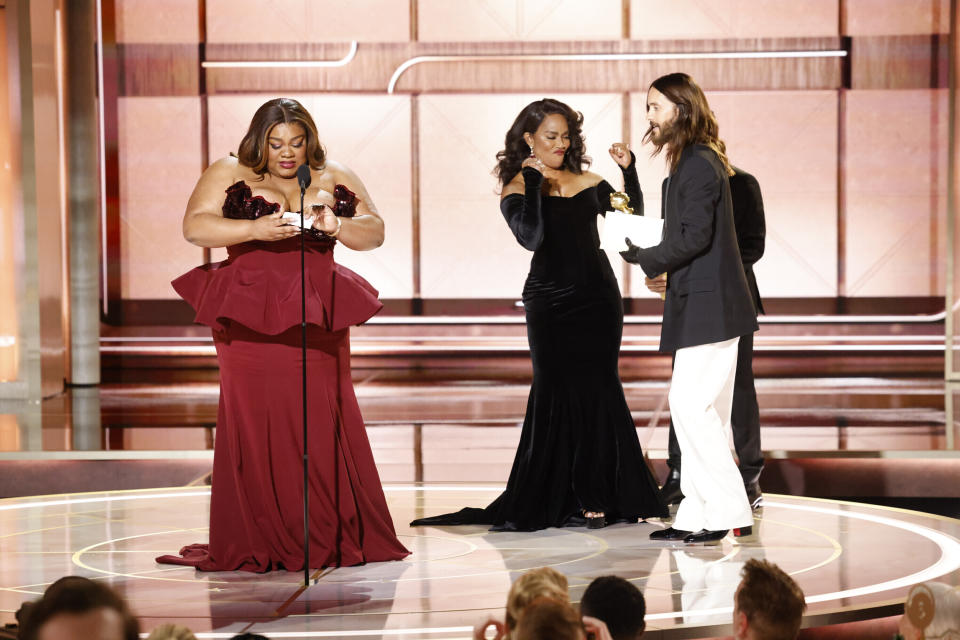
left=101, top=0, right=951, bottom=307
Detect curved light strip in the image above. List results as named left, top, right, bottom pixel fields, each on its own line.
left=387, top=49, right=848, bottom=93
left=643, top=499, right=960, bottom=621
left=96, top=342, right=946, bottom=356
left=3, top=490, right=958, bottom=637
left=0, top=485, right=960, bottom=638
left=202, top=40, right=358, bottom=69
left=0, top=490, right=211, bottom=512
left=362, top=310, right=945, bottom=325
left=99, top=334, right=943, bottom=344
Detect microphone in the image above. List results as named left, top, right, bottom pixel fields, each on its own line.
left=297, top=163, right=312, bottom=194
left=295, top=160, right=312, bottom=583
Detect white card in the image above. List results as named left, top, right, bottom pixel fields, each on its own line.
left=280, top=211, right=316, bottom=229
left=599, top=210, right=663, bottom=252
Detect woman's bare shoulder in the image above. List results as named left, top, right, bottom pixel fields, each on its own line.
left=201, top=155, right=254, bottom=184
left=582, top=170, right=605, bottom=188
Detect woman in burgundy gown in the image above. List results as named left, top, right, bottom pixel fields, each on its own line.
left=157, top=98, right=409, bottom=572
left=411, top=99, right=667, bottom=531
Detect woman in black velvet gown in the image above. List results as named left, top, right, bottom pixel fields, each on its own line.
left=411, top=98, right=668, bottom=531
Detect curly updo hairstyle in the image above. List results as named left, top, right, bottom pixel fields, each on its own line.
left=237, top=98, right=326, bottom=175
left=494, top=98, right=590, bottom=189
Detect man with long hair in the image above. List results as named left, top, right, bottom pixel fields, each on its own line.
left=658, top=164, right=767, bottom=511
left=621, top=72, right=757, bottom=543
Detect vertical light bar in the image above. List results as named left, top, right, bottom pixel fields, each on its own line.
left=55, top=5, right=71, bottom=376
left=947, top=0, right=959, bottom=449
left=95, top=0, right=107, bottom=316
left=0, top=4, right=18, bottom=382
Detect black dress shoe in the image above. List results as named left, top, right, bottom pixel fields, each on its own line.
left=660, top=469, right=684, bottom=505
left=745, top=482, right=763, bottom=510
left=683, top=525, right=754, bottom=543
left=649, top=526, right=691, bottom=541
left=683, top=529, right=729, bottom=543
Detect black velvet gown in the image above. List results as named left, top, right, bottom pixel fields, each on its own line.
left=411, top=159, right=668, bottom=531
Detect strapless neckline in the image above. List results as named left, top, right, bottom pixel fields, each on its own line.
left=542, top=182, right=602, bottom=200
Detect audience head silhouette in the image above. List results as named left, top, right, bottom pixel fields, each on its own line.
left=18, top=576, right=140, bottom=640
left=505, top=566, right=570, bottom=632
left=733, top=559, right=806, bottom=640
left=514, top=596, right=584, bottom=640
left=580, top=575, right=646, bottom=639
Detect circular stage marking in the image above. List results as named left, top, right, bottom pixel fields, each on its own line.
left=3, top=487, right=960, bottom=638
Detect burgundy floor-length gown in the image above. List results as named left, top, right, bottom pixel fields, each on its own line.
left=157, top=181, right=409, bottom=572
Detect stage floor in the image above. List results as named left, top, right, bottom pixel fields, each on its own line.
left=2, top=486, right=959, bottom=639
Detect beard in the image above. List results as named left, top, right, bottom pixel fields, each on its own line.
left=647, top=121, right=673, bottom=146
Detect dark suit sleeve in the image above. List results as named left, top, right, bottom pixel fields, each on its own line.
left=634, top=155, right=718, bottom=278
left=733, top=172, right=765, bottom=266
left=500, top=167, right=545, bottom=251
left=597, top=152, right=643, bottom=217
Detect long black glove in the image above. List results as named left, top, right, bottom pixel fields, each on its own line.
left=619, top=237, right=642, bottom=264
left=621, top=152, right=643, bottom=217
left=500, top=167, right=545, bottom=251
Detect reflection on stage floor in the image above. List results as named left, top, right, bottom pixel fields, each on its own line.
left=1, top=487, right=958, bottom=638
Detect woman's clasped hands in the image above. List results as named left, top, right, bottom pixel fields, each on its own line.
left=250, top=212, right=301, bottom=242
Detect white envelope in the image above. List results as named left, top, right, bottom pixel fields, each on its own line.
left=599, top=210, right=663, bottom=252
left=280, top=211, right=317, bottom=229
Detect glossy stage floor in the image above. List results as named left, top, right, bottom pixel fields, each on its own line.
left=3, top=485, right=960, bottom=639
left=2, top=309, right=960, bottom=638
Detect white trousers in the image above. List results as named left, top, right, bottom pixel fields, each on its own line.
left=670, top=337, right=753, bottom=532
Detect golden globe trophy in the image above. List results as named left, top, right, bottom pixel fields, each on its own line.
left=609, top=191, right=635, bottom=215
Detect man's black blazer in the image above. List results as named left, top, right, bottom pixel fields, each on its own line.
left=631, top=144, right=758, bottom=352
left=730, top=167, right=765, bottom=315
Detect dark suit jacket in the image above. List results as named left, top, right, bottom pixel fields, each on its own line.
left=634, top=145, right=758, bottom=352
left=730, top=167, right=765, bottom=314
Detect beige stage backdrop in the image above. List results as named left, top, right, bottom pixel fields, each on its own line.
left=107, top=0, right=948, bottom=309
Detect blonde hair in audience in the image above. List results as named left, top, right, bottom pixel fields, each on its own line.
left=146, top=623, right=198, bottom=640
left=505, top=567, right=570, bottom=632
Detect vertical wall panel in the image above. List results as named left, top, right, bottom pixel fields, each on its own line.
left=418, top=93, right=623, bottom=299
left=713, top=90, right=840, bottom=298
left=629, top=90, right=839, bottom=298
left=418, top=0, right=621, bottom=42
left=118, top=97, right=204, bottom=300
left=844, top=0, right=950, bottom=36
left=116, top=0, right=200, bottom=43
left=106, top=2, right=951, bottom=311
left=205, top=0, right=409, bottom=43
left=630, top=0, right=838, bottom=39
left=845, top=89, right=947, bottom=296
left=0, top=7, right=18, bottom=381
left=206, top=94, right=413, bottom=298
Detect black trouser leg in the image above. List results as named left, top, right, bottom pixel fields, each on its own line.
left=666, top=417, right=681, bottom=475
left=731, top=331, right=763, bottom=485
left=666, top=352, right=681, bottom=477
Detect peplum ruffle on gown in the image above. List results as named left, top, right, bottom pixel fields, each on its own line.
left=157, top=185, right=409, bottom=572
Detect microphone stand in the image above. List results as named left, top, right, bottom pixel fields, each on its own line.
left=297, top=164, right=311, bottom=587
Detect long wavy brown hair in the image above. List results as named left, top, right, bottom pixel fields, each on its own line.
left=494, top=98, right=591, bottom=189
left=236, top=98, right=326, bottom=175
left=644, top=73, right=733, bottom=176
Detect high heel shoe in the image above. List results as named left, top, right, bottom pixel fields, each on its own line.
left=583, top=511, right=607, bottom=529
